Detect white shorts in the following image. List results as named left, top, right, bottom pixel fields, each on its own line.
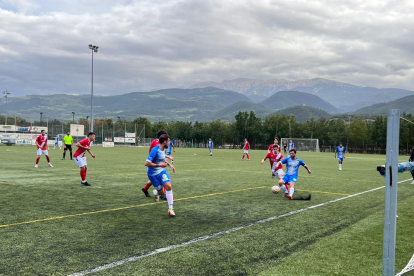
left=244, top=150, right=249, bottom=154
left=74, top=156, right=87, bottom=168
left=37, top=149, right=48, bottom=156
left=274, top=169, right=285, bottom=177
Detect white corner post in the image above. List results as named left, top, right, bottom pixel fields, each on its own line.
left=383, top=109, right=400, bottom=276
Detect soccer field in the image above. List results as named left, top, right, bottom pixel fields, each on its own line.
left=1, top=146, right=414, bottom=276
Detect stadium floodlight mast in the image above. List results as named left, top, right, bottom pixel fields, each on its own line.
left=2, top=89, right=11, bottom=125
left=40, top=112, right=43, bottom=124
left=72, top=112, right=75, bottom=123
left=88, top=44, right=99, bottom=132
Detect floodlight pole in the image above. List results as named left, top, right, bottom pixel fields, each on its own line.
left=382, top=109, right=400, bottom=276
left=89, top=44, right=99, bottom=132
left=3, top=89, right=11, bottom=124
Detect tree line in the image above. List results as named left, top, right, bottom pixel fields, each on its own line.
left=1, top=111, right=413, bottom=153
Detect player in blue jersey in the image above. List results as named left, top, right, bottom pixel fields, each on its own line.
left=289, top=139, right=294, bottom=151
left=208, top=138, right=213, bottom=156
left=53, top=135, right=61, bottom=150
left=164, top=140, right=175, bottom=163
left=335, top=142, right=346, bottom=170
left=274, top=149, right=311, bottom=200
left=146, top=134, right=176, bottom=216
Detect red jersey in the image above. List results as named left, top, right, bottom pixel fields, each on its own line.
left=244, top=141, right=250, bottom=150
left=74, top=138, right=91, bottom=158
left=268, top=144, right=281, bottom=152
left=149, top=139, right=159, bottom=153
left=272, top=153, right=284, bottom=171
left=36, top=135, right=48, bottom=150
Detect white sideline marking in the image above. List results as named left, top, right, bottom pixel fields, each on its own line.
left=68, top=185, right=389, bottom=276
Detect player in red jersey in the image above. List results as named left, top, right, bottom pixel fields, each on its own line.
left=73, top=132, right=96, bottom=186
left=142, top=130, right=173, bottom=198
left=261, top=145, right=285, bottom=179
left=35, top=129, right=53, bottom=168
left=241, top=138, right=250, bottom=160
left=267, top=137, right=281, bottom=153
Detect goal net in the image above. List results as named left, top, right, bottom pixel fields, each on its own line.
left=280, top=138, right=320, bottom=152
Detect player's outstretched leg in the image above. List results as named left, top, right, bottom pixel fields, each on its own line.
left=164, top=182, right=174, bottom=216
left=35, top=156, right=40, bottom=168
left=46, top=155, right=53, bottom=167
left=80, top=167, right=90, bottom=186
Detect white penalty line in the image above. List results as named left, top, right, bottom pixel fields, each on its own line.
left=67, top=185, right=392, bottom=276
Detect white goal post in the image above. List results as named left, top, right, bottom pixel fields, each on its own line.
left=280, top=138, right=320, bottom=152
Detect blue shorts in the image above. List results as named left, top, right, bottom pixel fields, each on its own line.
left=282, top=174, right=298, bottom=184
left=148, top=170, right=171, bottom=191
left=209, top=147, right=212, bottom=151
left=55, top=142, right=58, bottom=145
left=338, top=157, right=344, bottom=162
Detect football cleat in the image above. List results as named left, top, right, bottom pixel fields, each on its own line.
left=272, top=173, right=276, bottom=179
left=48, top=163, right=53, bottom=167
left=82, top=181, right=91, bottom=186
left=62, top=158, right=65, bottom=160
left=339, top=168, right=342, bottom=171
left=141, top=188, right=151, bottom=197
left=286, top=195, right=293, bottom=200
left=35, top=164, right=38, bottom=168
left=411, top=180, right=414, bottom=185
left=154, top=195, right=160, bottom=202
left=160, top=194, right=167, bottom=200
left=168, top=209, right=175, bottom=217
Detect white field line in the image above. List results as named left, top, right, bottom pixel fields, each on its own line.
left=68, top=183, right=404, bottom=276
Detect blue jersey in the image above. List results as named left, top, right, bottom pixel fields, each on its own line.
left=146, top=145, right=167, bottom=176
left=166, top=141, right=173, bottom=154
left=55, top=137, right=59, bottom=142
left=209, top=140, right=213, bottom=149
left=336, top=146, right=346, bottom=158
left=289, top=142, right=294, bottom=150
left=281, top=157, right=306, bottom=176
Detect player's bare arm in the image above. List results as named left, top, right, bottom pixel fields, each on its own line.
left=304, top=165, right=311, bottom=174
left=167, top=162, right=176, bottom=173
left=145, top=161, right=167, bottom=168
left=76, top=142, right=89, bottom=150
left=87, top=149, right=96, bottom=159
left=166, top=155, right=174, bottom=161
left=275, top=161, right=281, bottom=169
left=261, top=157, right=267, bottom=164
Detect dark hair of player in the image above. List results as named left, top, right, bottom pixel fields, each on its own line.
left=289, top=149, right=297, bottom=154
left=157, top=130, right=167, bottom=138
left=41, top=129, right=45, bottom=133
left=273, top=145, right=278, bottom=149
left=88, top=132, right=96, bottom=137
left=339, top=142, right=343, bottom=144
left=274, top=137, right=278, bottom=140
left=159, top=134, right=170, bottom=144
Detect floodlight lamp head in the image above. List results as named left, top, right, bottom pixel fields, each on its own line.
left=89, top=44, right=93, bottom=48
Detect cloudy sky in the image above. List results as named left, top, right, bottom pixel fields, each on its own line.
left=1, top=0, right=414, bottom=97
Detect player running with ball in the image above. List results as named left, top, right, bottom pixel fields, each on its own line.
left=274, top=149, right=311, bottom=200
left=145, top=134, right=176, bottom=217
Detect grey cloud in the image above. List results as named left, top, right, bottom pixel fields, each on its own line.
left=1, top=0, right=414, bottom=98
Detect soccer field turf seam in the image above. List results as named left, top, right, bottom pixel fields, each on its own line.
left=0, top=187, right=349, bottom=228
left=66, top=185, right=385, bottom=276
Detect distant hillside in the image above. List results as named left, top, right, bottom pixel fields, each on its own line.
left=190, top=78, right=414, bottom=111
left=353, top=94, right=414, bottom=115
left=211, top=101, right=271, bottom=121
left=259, top=91, right=342, bottom=114
left=274, top=106, right=331, bottom=122
left=0, top=87, right=251, bottom=122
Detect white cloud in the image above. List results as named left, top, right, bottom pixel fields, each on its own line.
left=1, top=0, right=414, bottom=97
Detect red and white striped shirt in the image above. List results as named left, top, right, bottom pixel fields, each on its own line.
left=74, top=138, right=91, bottom=158
left=36, top=135, right=48, bottom=150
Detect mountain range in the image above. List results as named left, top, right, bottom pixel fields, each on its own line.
left=1, top=78, right=414, bottom=123
left=190, top=78, right=414, bottom=112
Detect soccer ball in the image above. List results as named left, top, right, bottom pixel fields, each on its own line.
left=272, top=186, right=280, bottom=194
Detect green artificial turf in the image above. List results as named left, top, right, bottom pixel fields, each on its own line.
left=0, top=146, right=413, bottom=275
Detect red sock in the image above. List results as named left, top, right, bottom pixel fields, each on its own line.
left=36, top=157, right=40, bottom=164
left=46, top=156, right=50, bottom=163
left=144, top=183, right=152, bottom=191
left=80, top=170, right=86, bottom=181
left=247, top=154, right=250, bottom=159
left=242, top=154, right=245, bottom=159
left=163, top=186, right=166, bottom=194
left=285, top=184, right=290, bottom=193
